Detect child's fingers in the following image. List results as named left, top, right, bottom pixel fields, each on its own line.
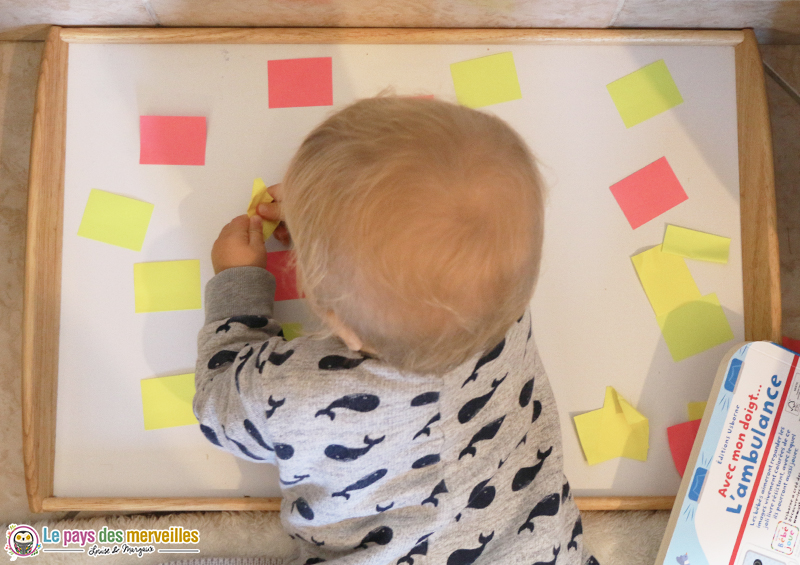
left=220, top=214, right=250, bottom=237
left=248, top=214, right=264, bottom=245
left=257, top=202, right=283, bottom=222
left=274, top=224, right=292, bottom=247
left=267, top=183, right=283, bottom=202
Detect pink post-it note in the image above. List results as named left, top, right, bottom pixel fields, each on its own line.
left=140, top=116, right=207, bottom=165
left=667, top=419, right=702, bottom=477
left=610, top=157, right=688, bottom=229
left=268, top=57, right=333, bottom=109
left=266, top=250, right=301, bottom=301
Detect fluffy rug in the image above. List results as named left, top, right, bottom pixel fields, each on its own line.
left=1, top=509, right=669, bottom=564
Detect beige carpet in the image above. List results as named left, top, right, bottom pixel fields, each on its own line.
left=0, top=510, right=670, bottom=564
left=4, top=39, right=800, bottom=565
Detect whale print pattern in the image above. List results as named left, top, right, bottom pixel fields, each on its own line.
left=421, top=480, right=448, bottom=507
left=568, top=517, right=583, bottom=551
left=447, top=532, right=494, bottom=565
left=354, top=526, right=393, bottom=550
left=518, top=493, right=561, bottom=534
left=332, top=469, right=387, bottom=500
left=195, top=288, right=597, bottom=565
left=319, top=355, right=367, bottom=371
left=411, top=391, right=439, bottom=406
left=533, top=545, right=561, bottom=565
left=315, top=394, right=380, bottom=420
left=207, top=349, right=237, bottom=369
left=397, top=537, right=429, bottom=565
left=292, top=497, right=315, bottom=520
left=234, top=347, right=254, bottom=392
left=325, top=435, right=385, bottom=462
left=459, top=416, right=504, bottom=459
left=462, top=339, right=505, bottom=387
left=413, top=413, right=441, bottom=440
left=216, top=315, right=270, bottom=333
left=458, top=374, right=506, bottom=424
left=265, top=395, right=285, bottom=419
left=512, top=447, right=553, bottom=491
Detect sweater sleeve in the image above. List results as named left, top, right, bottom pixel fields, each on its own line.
left=193, top=266, right=293, bottom=465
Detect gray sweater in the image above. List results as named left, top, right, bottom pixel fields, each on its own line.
left=195, top=266, right=597, bottom=565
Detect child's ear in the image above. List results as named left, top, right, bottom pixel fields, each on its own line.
left=325, top=311, right=364, bottom=352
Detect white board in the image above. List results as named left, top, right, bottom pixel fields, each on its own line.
left=56, top=42, right=742, bottom=498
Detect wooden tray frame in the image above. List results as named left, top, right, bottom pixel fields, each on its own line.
left=23, top=26, right=780, bottom=513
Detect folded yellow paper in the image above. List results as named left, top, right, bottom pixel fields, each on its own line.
left=662, top=224, right=730, bottom=264
left=573, top=386, right=649, bottom=465
left=248, top=178, right=280, bottom=241
left=631, top=245, right=701, bottom=317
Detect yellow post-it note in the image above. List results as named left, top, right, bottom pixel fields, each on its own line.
left=247, top=178, right=279, bottom=241
left=662, top=225, right=731, bottom=264
left=631, top=245, right=701, bottom=317
left=140, top=373, right=198, bottom=430
left=280, top=322, right=304, bottom=341
left=607, top=60, right=684, bottom=128
left=688, top=401, right=707, bottom=421
left=77, top=189, right=154, bottom=251
left=573, top=386, right=649, bottom=466
left=133, top=260, right=202, bottom=313
left=450, top=52, right=522, bottom=109
left=657, top=293, right=735, bottom=362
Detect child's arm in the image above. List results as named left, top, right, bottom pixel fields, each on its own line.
left=193, top=214, right=288, bottom=463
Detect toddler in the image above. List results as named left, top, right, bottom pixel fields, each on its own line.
left=194, top=97, right=597, bottom=565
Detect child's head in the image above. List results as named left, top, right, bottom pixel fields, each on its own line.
left=282, top=96, right=544, bottom=374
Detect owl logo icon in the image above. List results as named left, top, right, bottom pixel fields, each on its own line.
left=4, top=525, right=41, bottom=560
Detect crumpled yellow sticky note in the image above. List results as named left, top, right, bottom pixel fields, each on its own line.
left=573, top=387, right=649, bottom=465
left=247, top=178, right=280, bottom=241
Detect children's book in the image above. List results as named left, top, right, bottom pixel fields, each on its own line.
left=658, top=342, right=800, bottom=565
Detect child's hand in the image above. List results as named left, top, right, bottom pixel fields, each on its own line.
left=257, top=184, right=291, bottom=247
left=212, top=214, right=268, bottom=274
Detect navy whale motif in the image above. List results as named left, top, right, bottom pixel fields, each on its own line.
left=354, top=526, right=393, bottom=550
left=332, top=469, right=387, bottom=499
left=518, top=493, right=560, bottom=534
left=459, top=416, right=505, bottom=459
left=325, top=435, right=385, bottom=462
left=446, top=532, right=494, bottom=565
left=315, top=394, right=380, bottom=420
left=511, top=446, right=553, bottom=491
left=216, top=315, right=269, bottom=333
left=462, top=339, right=505, bottom=387
left=458, top=374, right=506, bottom=424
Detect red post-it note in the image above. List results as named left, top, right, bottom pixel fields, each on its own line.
left=266, top=250, right=301, bottom=301
left=783, top=336, right=800, bottom=354
left=609, top=157, right=688, bottom=229
left=140, top=116, right=207, bottom=165
left=667, top=419, right=702, bottom=477
left=268, top=57, right=333, bottom=109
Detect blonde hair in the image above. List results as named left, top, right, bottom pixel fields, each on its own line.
left=282, top=97, right=544, bottom=374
